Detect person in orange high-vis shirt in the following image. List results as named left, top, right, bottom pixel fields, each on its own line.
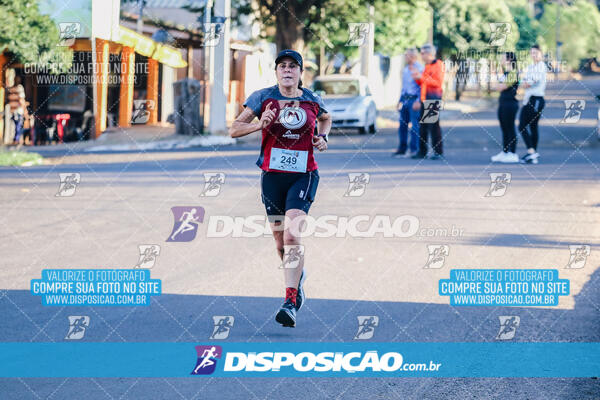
left=410, top=44, right=445, bottom=160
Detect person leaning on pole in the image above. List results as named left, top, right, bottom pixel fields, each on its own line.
left=410, top=44, right=445, bottom=160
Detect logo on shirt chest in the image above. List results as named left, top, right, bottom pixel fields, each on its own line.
left=279, top=106, right=307, bottom=130
left=282, top=130, right=300, bottom=140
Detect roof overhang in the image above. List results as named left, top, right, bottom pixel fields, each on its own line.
left=116, top=26, right=187, bottom=68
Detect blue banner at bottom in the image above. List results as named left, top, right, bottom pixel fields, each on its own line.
left=1, top=342, right=598, bottom=377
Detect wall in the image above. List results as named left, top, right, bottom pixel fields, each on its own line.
left=92, top=0, right=120, bottom=41
left=243, top=42, right=277, bottom=100
left=360, top=54, right=404, bottom=109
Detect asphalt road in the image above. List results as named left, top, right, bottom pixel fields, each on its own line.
left=1, top=78, right=599, bottom=399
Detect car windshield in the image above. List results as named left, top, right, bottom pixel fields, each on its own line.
left=314, top=80, right=360, bottom=96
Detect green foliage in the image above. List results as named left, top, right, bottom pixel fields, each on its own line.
left=506, top=0, right=542, bottom=50
left=539, top=0, right=600, bottom=69
left=230, top=0, right=599, bottom=69
left=0, top=0, right=72, bottom=71
left=373, top=0, right=431, bottom=56
left=304, top=0, right=368, bottom=60
left=0, top=150, right=43, bottom=166
left=306, top=0, right=432, bottom=58
left=234, top=0, right=429, bottom=61
left=431, top=0, right=518, bottom=56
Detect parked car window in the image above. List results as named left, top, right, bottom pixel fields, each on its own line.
left=313, top=80, right=360, bottom=96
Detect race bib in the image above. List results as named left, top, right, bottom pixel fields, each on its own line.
left=269, top=148, right=308, bottom=172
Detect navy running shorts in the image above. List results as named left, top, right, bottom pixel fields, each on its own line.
left=260, top=170, right=319, bottom=221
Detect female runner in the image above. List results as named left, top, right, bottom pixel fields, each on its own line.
left=229, top=49, right=331, bottom=327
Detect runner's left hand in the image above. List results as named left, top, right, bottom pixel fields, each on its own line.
left=312, top=136, right=327, bottom=152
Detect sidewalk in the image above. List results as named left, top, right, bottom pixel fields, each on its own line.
left=8, top=124, right=236, bottom=157
left=85, top=125, right=235, bottom=152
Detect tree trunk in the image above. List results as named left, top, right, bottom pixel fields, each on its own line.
left=317, top=44, right=325, bottom=75
left=273, top=1, right=310, bottom=53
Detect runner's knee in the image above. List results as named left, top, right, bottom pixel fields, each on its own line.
left=283, top=231, right=301, bottom=246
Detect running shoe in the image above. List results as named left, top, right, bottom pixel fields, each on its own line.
left=296, top=270, right=306, bottom=311
left=411, top=154, right=427, bottom=159
left=275, top=298, right=296, bottom=327
left=520, top=152, right=540, bottom=164
left=523, top=157, right=539, bottom=164
left=491, top=152, right=519, bottom=163
left=491, top=151, right=506, bottom=162
left=503, top=152, right=519, bottom=163
left=429, top=154, right=443, bottom=160
left=392, top=150, right=406, bottom=157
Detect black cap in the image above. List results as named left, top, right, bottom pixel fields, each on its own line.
left=275, top=49, right=303, bottom=70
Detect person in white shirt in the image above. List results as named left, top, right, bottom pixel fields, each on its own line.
left=518, top=44, right=547, bottom=164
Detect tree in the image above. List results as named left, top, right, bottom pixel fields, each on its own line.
left=539, top=0, right=600, bottom=69
left=235, top=0, right=428, bottom=68
left=429, top=0, right=519, bottom=98
left=0, top=0, right=72, bottom=71
left=431, top=0, right=518, bottom=56
left=505, top=0, right=542, bottom=50
left=304, top=0, right=369, bottom=62
left=254, top=0, right=321, bottom=53
left=303, top=0, right=430, bottom=72
left=372, top=0, right=431, bottom=56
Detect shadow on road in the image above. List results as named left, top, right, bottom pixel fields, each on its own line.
left=1, top=267, right=598, bottom=343
left=0, top=267, right=598, bottom=398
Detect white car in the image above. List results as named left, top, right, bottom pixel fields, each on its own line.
left=312, top=75, right=377, bottom=134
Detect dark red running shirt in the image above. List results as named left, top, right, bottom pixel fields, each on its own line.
left=243, top=85, right=327, bottom=173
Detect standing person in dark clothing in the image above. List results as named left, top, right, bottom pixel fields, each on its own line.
left=411, top=44, right=445, bottom=160
left=491, top=52, right=520, bottom=163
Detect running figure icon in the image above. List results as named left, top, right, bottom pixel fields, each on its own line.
left=210, top=316, right=235, bottom=339
left=496, top=316, right=520, bottom=340
left=193, top=346, right=218, bottom=373
left=56, top=173, right=81, bottom=197
left=344, top=173, right=370, bottom=197
left=65, top=316, right=90, bottom=340
left=562, top=100, right=585, bottom=124
left=170, top=208, right=201, bottom=241
left=135, top=245, right=160, bottom=268
left=354, top=316, right=379, bottom=339
left=420, top=100, right=442, bottom=123
left=485, top=173, right=512, bottom=197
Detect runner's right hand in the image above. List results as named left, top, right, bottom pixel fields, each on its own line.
left=260, top=102, right=277, bottom=128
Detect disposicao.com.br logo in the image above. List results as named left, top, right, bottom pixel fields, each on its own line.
left=167, top=206, right=464, bottom=240
left=191, top=345, right=442, bottom=376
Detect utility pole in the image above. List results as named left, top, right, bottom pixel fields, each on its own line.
left=319, top=8, right=325, bottom=76
left=209, top=0, right=231, bottom=135
left=360, top=4, right=374, bottom=78
left=429, top=4, right=434, bottom=44
left=137, top=0, right=145, bottom=33
left=202, top=0, right=213, bottom=133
